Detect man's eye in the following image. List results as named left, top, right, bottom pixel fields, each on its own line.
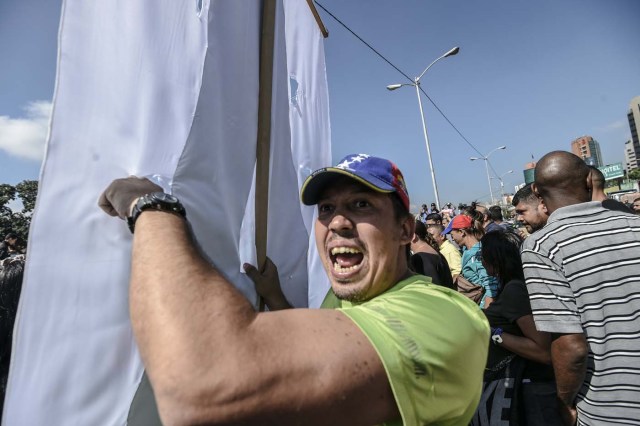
left=318, top=204, right=333, bottom=214
left=354, top=200, right=370, bottom=208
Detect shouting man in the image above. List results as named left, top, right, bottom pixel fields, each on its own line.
left=99, top=153, right=488, bottom=425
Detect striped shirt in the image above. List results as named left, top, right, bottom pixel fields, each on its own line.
left=522, top=201, right=640, bottom=425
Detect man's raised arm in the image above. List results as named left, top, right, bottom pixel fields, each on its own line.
left=99, top=177, right=399, bottom=426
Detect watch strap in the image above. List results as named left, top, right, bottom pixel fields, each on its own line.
left=127, top=192, right=186, bottom=233
left=491, top=327, right=504, bottom=345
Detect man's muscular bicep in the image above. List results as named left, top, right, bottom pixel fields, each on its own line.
left=165, top=308, right=401, bottom=426
left=256, top=309, right=400, bottom=425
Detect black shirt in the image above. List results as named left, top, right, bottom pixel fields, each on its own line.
left=410, top=252, right=455, bottom=290
left=483, top=279, right=554, bottom=381
left=602, top=199, right=634, bottom=214
left=0, top=243, right=8, bottom=261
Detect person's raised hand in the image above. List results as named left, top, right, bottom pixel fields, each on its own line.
left=98, top=177, right=162, bottom=219
left=243, top=257, right=292, bottom=311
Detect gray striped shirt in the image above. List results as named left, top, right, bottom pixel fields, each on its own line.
left=522, top=201, right=640, bottom=425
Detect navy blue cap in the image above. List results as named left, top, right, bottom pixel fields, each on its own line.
left=300, top=154, right=410, bottom=211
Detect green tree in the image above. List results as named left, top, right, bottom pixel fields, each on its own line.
left=0, top=184, right=17, bottom=207
left=0, top=180, right=39, bottom=242
left=16, top=180, right=39, bottom=213
left=628, top=168, right=640, bottom=180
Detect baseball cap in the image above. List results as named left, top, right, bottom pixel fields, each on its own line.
left=300, top=153, right=410, bottom=211
left=441, top=215, right=473, bottom=235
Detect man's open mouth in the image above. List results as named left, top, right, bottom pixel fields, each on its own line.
left=330, top=246, right=364, bottom=273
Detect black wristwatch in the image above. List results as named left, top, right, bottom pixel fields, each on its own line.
left=127, top=192, right=186, bottom=233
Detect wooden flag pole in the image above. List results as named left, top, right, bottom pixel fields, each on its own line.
left=305, top=0, right=329, bottom=38
left=255, top=0, right=277, bottom=311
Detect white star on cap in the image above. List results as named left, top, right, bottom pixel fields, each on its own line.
left=336, top=154, right=369, bottom=170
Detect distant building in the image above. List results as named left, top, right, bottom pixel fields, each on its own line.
left=625, top=140, right=639, bottom=172
left=571, top=135, right=603, bottom=167
left=626, top=96, right=640, bottom=172
left=523, top=161, right=536, bottom=185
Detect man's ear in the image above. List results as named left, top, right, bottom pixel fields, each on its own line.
left=411, top=233, right=419, bottom=244
left=540, top=199, right=548, bottom=214
left=400, top=216, right=415, bottom=245
left=586, top=169, right=593, bottom=194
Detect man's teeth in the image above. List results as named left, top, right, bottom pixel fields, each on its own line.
left=333, top=263, right=359, bottom=273
left=330, top=247, right=361, bottom=255
left=330, top=247, right=362, bottom=273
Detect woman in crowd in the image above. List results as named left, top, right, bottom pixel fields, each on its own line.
left=409, top=220, right=454, bottom=289
left=446, top=212, right=497, bottom=308
left=472, top=231, right=559, bottom=425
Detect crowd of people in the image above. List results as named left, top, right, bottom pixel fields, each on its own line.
left=0, top=234, right=25, bottom=417
left=0, top=234, right=25, bottom=261
left=437, top=209, right=562, bottom=424
left=407, top=153, right=640, bottom=425
left=2, top=150, right=640, bottom=425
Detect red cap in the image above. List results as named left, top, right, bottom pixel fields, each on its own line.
left=451, top=215, right=472, bottom=230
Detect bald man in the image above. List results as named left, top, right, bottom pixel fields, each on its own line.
left=521, top=151, right=640, bottom=425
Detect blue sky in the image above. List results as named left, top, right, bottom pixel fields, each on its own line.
left=1, top=0, right=639, bottom=209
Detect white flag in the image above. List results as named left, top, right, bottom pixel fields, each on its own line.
left=4, top=0, right=331, bottom=424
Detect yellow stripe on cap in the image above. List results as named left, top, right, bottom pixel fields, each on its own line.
left=300, top=167, right=393, bottom=206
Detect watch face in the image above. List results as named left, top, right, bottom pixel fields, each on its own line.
left=152, top=192, right=178, bottom=203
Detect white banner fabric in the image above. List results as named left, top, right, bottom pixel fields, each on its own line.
left=4, top=0, right=331, bottom=424
left=282, top=0, right=332, bottom=308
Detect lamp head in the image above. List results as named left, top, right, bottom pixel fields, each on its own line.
left=386, top=84, right=403, bottom=91
left=444, top=46, right=460, bottom=58
left=498, top=145, right=507, bottom=150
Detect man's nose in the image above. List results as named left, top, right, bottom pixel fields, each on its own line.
left=329, top=211, right=354, bottom=234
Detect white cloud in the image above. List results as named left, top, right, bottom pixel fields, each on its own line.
left=0, top=100, right=52, bottom=162
left=598, top=119, right=628, bottom=132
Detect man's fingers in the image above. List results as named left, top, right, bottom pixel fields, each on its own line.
left=243, top=263, right=259, bottom=280
left=263, top=257, right=278, bottom=275
left=98, top=189, right=119, bottom=217
left=244, top=259, right=277, bottom=277
left=101, top=204, right=119, bottom=217
left=98, top=176, right=163, bottom=219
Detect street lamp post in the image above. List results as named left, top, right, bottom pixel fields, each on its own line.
left=491, top=170, right=513, bottom=204
left=470, top=145, right=507, bottom=205
left=387, top=46, right=460, bottom=210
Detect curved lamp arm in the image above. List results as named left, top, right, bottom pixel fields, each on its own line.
left=417, top=46, right=460, bottom=81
